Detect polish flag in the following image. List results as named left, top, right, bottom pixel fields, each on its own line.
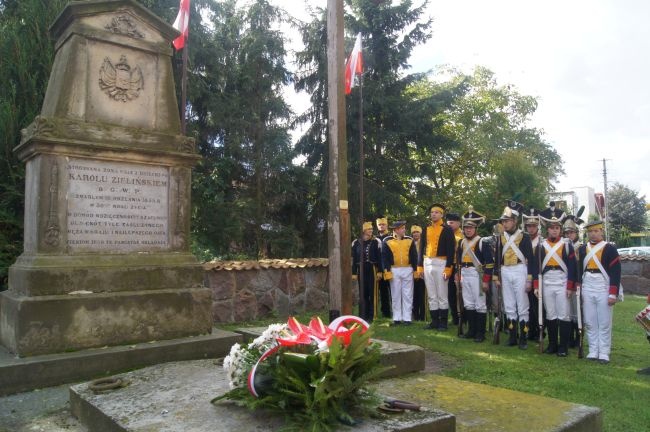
left=345, top=33, right=363, bottom=95
left=172, top=0, right=190, bottom=50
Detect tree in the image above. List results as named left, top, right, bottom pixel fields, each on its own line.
left=0, top=0, right=68, bottom=289
left=607, top=183, right=646, bottom=246
left=408, top=67, right=563, bottom=220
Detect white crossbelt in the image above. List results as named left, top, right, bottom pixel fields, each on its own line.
left=502, top=230, right=526, bottom=264
left=542, top=240, right=567, bottom=273
left=583, top=241, right=609, bottom=284
left=461, top=237, right=482, bottom=269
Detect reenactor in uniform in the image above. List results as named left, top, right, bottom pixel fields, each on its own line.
left=523, top=207, right=543, bottom=342
left=563, top=208, right=585, bottom=348
left=351, top=222, right=382, bottom=323
left=382, top=221, right=418, bottom=326
left=494, top=200, right=537, bottom=349
left=418, top=204, right=457, bottom=330
left=537, top=206, right=576, bottom=356
left=577, top=221, right=621, bottom=364
left=456, top=207, right=494, bottom=342
left=376, top=217, right=392, bottom=319
left=410, top=225, right=427, bottom=321
left=447, top=213, right=463, bottom=326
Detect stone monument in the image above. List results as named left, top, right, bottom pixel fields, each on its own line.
left=0, top=0, right=211, bottom=357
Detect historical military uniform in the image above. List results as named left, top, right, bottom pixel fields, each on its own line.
left=456, top=207, right=494, bottom=342
left=410, top=225, right=427, bottom=321
left=382, top=221, right=418, bottom=325
left=577, top=221, right=621, bottom=363
left=538, top=206, right=576, bottom=356
left=351, top=222, right=382, bottom=323
left=418, top=204, right=456, bottom=330
left=447, top=213, right=463, bottom=326
left=563, top=208, right=585, bottom=347
left=494, top=200, right=537, bottom=349
left=376, top=217, right=392, bottom=318
left=523, top=207, right=543, bottom=341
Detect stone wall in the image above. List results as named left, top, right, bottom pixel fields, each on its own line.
left=621, top=255, right=650, bottom=297
left=204, top=259, right=330, bottom=323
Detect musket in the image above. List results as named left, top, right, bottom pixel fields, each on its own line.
left=493, top=228, right=502, bottom=345
left=538, top=240, right=544, bottom=354
left=576, top=283, right=584, bottom=358
left=456, top=247, right=464, bottom=337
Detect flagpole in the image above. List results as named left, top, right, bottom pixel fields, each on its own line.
left=180, top=40, right=188, bottom=135
left=358, top=70, right=365, bottom=319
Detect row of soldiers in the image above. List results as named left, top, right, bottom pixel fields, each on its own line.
left=351, top=200, right=622, bottom=363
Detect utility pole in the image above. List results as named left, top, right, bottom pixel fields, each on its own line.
left=326, top=0, right=352, bottom=321
left=602, top=158, right=609, bottom=242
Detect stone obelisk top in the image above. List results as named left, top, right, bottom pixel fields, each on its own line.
left=2, top=0, right=211, bottom=357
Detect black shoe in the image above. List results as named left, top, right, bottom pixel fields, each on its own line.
left=437, top=309, right=449, bottom=330
left=390, top=321, right=402, bottom=327
left=474, top=312, right=487, bottom=343
left=545, top=319, right=558, bottom=354
left=424, top=310, right=438, bottom=330
left=507, top=319, right=518, bottom=346
left=518, top=321, right=529, bottom=350
left=403, top=321, right=412, bottom=326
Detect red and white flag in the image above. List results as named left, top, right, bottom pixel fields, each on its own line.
left=172, top=0, right=190, bottom=50
left=345, top=33, right=363, bottom=95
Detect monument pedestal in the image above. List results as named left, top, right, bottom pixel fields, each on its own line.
left=1, top=1, right=211, bottom=357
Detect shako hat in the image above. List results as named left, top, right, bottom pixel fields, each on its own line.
left=539, top=201, right=567, bottom=227
left=522, top=207, right=541, bottom=226
left=462, top=205, right=486, bottom=227
left=446, top=212, right=461, bottom=222
left=584, top=220, right=604, bottom=230
left=563, top=206, right=585, bottom=232
left=499, top=199, right=524, bottom=221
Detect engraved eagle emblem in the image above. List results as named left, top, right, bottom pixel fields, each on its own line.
left=99, top=55, right=144, bottom=102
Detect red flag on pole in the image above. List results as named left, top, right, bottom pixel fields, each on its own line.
left=345, top=33, right=363, bottom=95
left=172, top=0, right=190, bottom=50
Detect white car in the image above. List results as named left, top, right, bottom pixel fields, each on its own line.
left=617, top=246, right=650, bottom=256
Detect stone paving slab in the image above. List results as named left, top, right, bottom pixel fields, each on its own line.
left=70, top=359, right=455, bottom=432
left=373, top=374, right=602, bottom=432
left=0, top=328, right=242, bottom=396
left=236, top=327, right=426, bottom=378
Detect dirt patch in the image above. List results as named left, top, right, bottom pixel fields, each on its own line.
left=422, top=350, right=459, bottom=374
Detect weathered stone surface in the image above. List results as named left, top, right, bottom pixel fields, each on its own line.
left=1, top=288, right=212, bottom=357
left=305, top=286, right=329, bottom=311
left=1, top=1, right=209, bottom=357
left=256, top=291, right=275, bottom=317
left=286, top=270, right=306, bottom=297
left=275, top=290, right=290, bottom=317
left=206, top=270, right=235, bottom=301
left=305, top=267, right=327, bottom=290
left=233, top=289, right=257, bottom=322
left=211, top=300, right=234, bottom=323
left=70, top=359, right=454, bottom=432
left=0, top=329, right=241, bottom=396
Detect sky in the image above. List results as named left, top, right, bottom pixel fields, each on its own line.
left=276, top=0, right=650, bottom=200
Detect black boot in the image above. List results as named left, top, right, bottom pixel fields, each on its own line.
left=507, top=319, right=518, bottom=346
left=558, top=320, right=571, bottom=357
left=438, top=309, right=449, bottom=331
left=545, top=319, right=558, bottom=354
left=474, top=312, right=487, bottom=343
left=569, top=321, right=579, bottom=348
left=460, top=310, right=476, bottom=338
left=424, top=310, right=438, bottom=330
left=518, top=321, right=529, bottom=350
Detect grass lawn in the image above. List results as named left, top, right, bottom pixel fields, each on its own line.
left=224, top=294, right=650, bottom=431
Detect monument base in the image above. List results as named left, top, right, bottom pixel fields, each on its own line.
left=0, top=286, right=212, bottom=357
left=69, top=359, right=456, bottom=432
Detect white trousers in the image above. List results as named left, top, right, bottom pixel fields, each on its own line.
left=460, top=267, right=487, bottom=313
left=542, top=269, right=570, bottom=321
left=390, top=266, right=414, bottom=322
left=501, top=263, right=529, bottom=322
left=582, top=272, right=613, bottom=361
left=424, top=257, right=448, bottom=310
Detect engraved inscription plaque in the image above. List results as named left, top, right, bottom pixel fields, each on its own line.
left=66, top=158, right=169, bottom=252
